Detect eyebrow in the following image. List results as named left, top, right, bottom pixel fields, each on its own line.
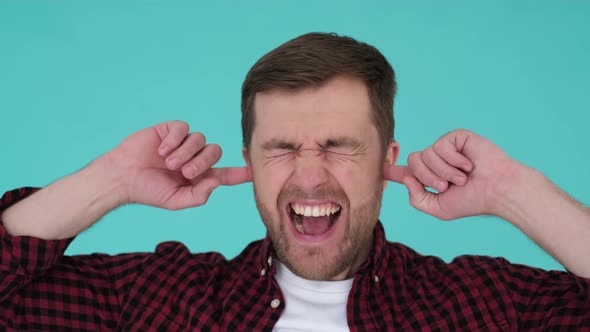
left=261, top=136, right=362, bottom=151
left=261, top=139, right=300, bottom=151
left=319, top=137, right=362, bottom=150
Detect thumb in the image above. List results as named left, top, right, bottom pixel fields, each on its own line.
left=402, top=175, right=447, bottom=220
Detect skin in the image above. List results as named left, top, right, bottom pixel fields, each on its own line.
left=2, top=76, right=589, bottom=280
left=245, top=76, right=398, bottom=280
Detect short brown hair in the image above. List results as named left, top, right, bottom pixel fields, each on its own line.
left=241, top=32, right=396, bottom=154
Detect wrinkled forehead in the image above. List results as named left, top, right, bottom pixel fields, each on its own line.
left=251, top=77, right=377, bottom=147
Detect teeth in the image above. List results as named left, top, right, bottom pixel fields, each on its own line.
left=291, top=203, right=341, bottom=217
left=293, top=214, right=304, bottom=233
left=312, top=206, right=319, bottom=217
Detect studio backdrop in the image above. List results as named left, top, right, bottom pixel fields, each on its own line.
left=1, top=1, right=589, bottom=272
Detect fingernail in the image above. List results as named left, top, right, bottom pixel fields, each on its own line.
left=452, top=176, right=465, bottom=186
left=167, top=157, right=180, bottom=169
left=434, top=180, right=446, bottom=191
left=159, top=146, right=169, bottom=156
left=185, top=166, right=196, bottom=178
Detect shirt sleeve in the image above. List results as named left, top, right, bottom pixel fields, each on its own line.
left=0, top=187, right=75, bottom=302
left=455, top=255, right=590, bottom=329
left=0, top=187, right=149, bottom=329
left=500, top=258, right=589, bottom=329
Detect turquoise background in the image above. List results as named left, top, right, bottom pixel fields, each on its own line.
left=1, top=2, right=589, bottom=272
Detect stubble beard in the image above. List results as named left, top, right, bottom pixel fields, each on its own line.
left=254, top=183, right=383, bottom=281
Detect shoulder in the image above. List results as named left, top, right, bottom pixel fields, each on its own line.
left=384, top=241, right=588, bottom=297
left=153, top=241, right=228, bottom=265
left=150, top=239, right=265, bottom=269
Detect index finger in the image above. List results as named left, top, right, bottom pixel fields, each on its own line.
left=209, top=167, right=252, bottom=186
left=383, top=164, right=411, bottom=184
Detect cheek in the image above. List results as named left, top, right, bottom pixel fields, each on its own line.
left=330, top=162, right=381, bottom=207
left=253, top=160, right=293, bottom=205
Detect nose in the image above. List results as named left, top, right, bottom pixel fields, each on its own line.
left=291, top=149, right=330, bottom=193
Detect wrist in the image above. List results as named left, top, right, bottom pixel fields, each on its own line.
left=489, top=162, right=547, bottom=228
left=87, top=154, right=130, bottom=208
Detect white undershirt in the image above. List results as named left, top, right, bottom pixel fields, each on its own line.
left=273, top=261, right=354, bottom=332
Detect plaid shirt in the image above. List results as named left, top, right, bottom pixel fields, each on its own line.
left=1, top=187, right=589, bottom=331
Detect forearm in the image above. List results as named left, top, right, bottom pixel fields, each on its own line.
left=1, top=155, right=128, bottom=240
left=493, top=165, right=590, bottom=278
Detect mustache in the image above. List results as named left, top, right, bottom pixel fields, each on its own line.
left=278, top=185, right=348, bottom=204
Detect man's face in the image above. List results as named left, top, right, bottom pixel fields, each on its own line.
left=246, top=76, right=397, bottom=281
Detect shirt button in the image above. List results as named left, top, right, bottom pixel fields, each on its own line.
left=270, top=299, right=281, bottom=308
left=374, top=275, right=379, bottom=283
left=260, top=268, right=266, bottom=276
left=267, top=256, right=273, bottom=266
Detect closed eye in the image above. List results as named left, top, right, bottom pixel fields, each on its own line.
left=263, top=149, right=298, bottom=166
left=325, top=149, right=363, bottom=164
left=324, top=148, right=360, bottom=156
left=265, top=149, right=296, bottom=158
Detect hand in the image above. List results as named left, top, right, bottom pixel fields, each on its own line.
left=384, top=129, right=523, bottom=220
left=104, top=120, right=252, bottom=210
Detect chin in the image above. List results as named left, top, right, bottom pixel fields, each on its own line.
left=279, top=243, right=357, bottom=280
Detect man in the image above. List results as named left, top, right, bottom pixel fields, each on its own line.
left=0, top=33, right=588, bottom=330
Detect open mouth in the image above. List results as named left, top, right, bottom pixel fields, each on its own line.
left=287, top=202, right=342, bottom=236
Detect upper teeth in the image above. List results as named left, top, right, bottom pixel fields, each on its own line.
left=291, top=203, right=341, bottom=217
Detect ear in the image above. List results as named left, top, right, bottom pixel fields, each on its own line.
left=383, top=141, right=400, bottom=192
left=242, top=147, right=253, bottom=178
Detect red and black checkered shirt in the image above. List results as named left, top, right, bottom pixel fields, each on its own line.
left=1, top=187, right=589, bottom=331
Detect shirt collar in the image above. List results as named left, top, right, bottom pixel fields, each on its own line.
left=259, top=220, right=388, bottom=279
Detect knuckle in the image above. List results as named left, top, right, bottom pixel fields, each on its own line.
left=173, top=151, right=191, bottom=165
left=200, top=151, right=215, bottom=168
left=194, top=148, right=218, bottom=172
left=439, top=168, right=454, bottom=180
left=453, top=128, right=471, bottom=137
left=174, top=120, right=189, bottom=132
left=191, top=132, right=206, bottom=146
left=207, top=144, right=222, bottom=163
left=433, top=140, right=444, bottom=154
left=194, top=192, right=210, bottom=206
left=407, top=152, right=419, bottom=165
left=191, top=158, right=207, bottom=176
left=423, top=148, right=436, bottom=163
left=194, top=196, right=206, bottom=206
left=183, top=134, right=206, bottom=156
left=171, top=122, right=190, bottom=139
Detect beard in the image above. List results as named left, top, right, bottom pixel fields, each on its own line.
left=254, top=181, right=383, bottom=280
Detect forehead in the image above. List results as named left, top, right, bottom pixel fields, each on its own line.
left=252, top=77, right=376, bottom=145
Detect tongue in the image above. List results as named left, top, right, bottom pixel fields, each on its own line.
left=301, top=216, right=332, bottom=235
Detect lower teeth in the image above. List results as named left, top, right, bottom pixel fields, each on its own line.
left=294, top=214, right=305, bottom=234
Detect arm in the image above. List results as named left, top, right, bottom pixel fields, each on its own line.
left=0, top=120, right=251, bottom=328
left=1, top=155, right=127, bottom=239
left=384, top=129, right=590, bottom=278
left=0, top=187, right=147, bottom=328
left=1, top=120, right=251, bottom=240
left=494, top=164, right=590, bottom=278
